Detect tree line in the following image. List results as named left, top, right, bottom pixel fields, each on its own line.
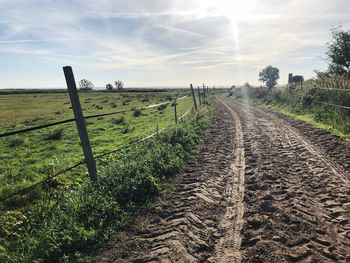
left=78, top=79, right=124, bottom=91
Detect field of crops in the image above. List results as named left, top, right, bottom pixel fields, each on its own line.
left=0, top=90, right=193, bottom=208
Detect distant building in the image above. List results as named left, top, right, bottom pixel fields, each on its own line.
left=288, top=73, right=293, bottom=85
left=288, top=73, right=304, bottom=87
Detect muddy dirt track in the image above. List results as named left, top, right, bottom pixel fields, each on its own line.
left=99, top=96, right=350, bottom=262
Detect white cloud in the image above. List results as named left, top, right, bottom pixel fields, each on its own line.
left=0, top=0, right=349, bottom=88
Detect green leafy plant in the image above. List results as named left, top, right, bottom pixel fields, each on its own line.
left=0, top=106, right=212, bottom=262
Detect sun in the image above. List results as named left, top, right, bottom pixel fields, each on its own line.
left=195, top=0, right=255, bottom=59
left=195, top=0, right=255, bottom=21
left=217, top=0, right=255, bottom=21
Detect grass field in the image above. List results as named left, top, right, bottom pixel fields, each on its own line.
left=0, top=90, right=211, bottom=262
left=0, top=90, right=193, bottom=208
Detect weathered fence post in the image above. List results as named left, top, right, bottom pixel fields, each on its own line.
left=197, top=86, right=202, bottom=105
left=202, top=84, right=206, bottom=100
left=190, top=84, right=198, bottom=111
left=173, top=98, right=178, bottom=124
left=63, top=66, right=97, bottom=182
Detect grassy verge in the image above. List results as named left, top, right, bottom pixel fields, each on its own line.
left=232, top=86, right=350, bottom=141
left=264, top=102, right=350, bottom=140
left=0, top=105, right=212, bottom=262
left=0, top=91, right=192, bottom=208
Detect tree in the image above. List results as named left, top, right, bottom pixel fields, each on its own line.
left=78, top=79, right=94, bottom=90
left=243, top=82, right=252, bottom=88
left=327, top=27, right=350, bottom=78
left=229, top=85, right=236, bottom=96
left=106, top=83, right=113, bottom=91
left=114, top=80, right=124, bottom=91
left=259, top=65, right=279, bottom=89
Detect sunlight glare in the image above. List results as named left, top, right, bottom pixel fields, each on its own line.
left=195, top=0, right=256, bottom=60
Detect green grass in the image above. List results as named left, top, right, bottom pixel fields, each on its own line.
left=263, top=102, right=350, bottom=140
left=0, top=91, right=194, bottom=208
left=231, top=86, right=350, bottom=141
left=0, top=102, right=212, bottom=262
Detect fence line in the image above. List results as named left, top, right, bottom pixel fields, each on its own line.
left=94, top=128, right=167, bottom=160
left=179, top=108, right=192, bottom=121
left=1, top=76, right=205, bottom=202
left=177, top=95, right=188, bottom=101
left=310, top=86, right=350, bottom=91
left=142, top=101, right=170, bottom=109
left=314, top=100, right=350, bottom=110
left=285, top=85, right=350, bottom=110
left=0, top=99, right=185, bottom=139
left=0, top=117, right=77, bottom=138
left=0, top=122, right=180, bottom=202
left=318, top=75, right=350, bottom=82
left=0, top=160, right=85, bottom=202
left=1, top=102, right=194, bottom=202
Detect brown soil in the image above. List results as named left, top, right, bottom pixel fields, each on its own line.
left=97, top=96, right=350, bottom=262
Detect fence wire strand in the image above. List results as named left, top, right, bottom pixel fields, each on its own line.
left=313, top=100, right=350, bottom=110
left=0, top=98, right=186, bottom=139
left=311, top=86, right=350, bottom=91
left=1, top=103, right=194, bottom=203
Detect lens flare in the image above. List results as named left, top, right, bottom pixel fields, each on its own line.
left=195, top=0, right=255, bottom=60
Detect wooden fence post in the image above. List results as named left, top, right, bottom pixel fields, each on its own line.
left=63, top=66, right=97, bottom=182
left=197, top=86, right=202, bottom=105
left=202, top=84, right=206, bottom=100
left=190, top=84, right=198, bottom=111
left=174, top=98, right=178, bottom=124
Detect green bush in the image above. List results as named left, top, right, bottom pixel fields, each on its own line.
left=238, top=82, right=350, bottom=136
left=1, top=106, right=212, bottom=262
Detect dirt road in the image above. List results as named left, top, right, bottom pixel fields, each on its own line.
left=99, top=96, right=350, bottom=262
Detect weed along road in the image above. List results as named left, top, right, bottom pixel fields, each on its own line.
left=100, top=95, right=350, bottom=262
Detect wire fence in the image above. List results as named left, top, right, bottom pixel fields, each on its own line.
left=0, top=96, right=190, bottom=139
left=0, top=127, right=173, bottom=202
left=311, top=87, right=350, bottom=91
left=313, top=100, right=350, bottom=110
left=301, top=83, right=350, bottom=110
left=1, top=66, right=210, bottom=204
left=0, top=88, right=200, bottom=203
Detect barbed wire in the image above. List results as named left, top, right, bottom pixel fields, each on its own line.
left=0, top=160, right=85, bottom=202
left=0, top=104, right=194, bottom=203
left=178, top=109, right=192, bottom=121
left=0, top=128, right=168, bottom=202
left=0, top=97, right=189, bottom=139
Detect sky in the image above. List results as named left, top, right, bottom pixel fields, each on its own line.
left=0, top=0, right=350, bottom=89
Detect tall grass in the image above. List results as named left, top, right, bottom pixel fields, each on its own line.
left=235, top=76, right=350, bottom=138
left=0, top=109, right=212, bottom=262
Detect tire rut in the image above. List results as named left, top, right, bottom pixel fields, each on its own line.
left=207, top=98, right=245, bottom=262
left=99, top=96, right=350, bottom=262
left=99, top=97, right=245, bottom=263
left=223, top=98, right=350, bottom=262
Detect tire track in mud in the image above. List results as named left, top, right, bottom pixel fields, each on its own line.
left=224, top=98, right=350, bottom=262
left=208, top=98, right=245, bottom=262
left=266, top=109, right=350, bottom=173
left=99, top=97, right=245, bottom=263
